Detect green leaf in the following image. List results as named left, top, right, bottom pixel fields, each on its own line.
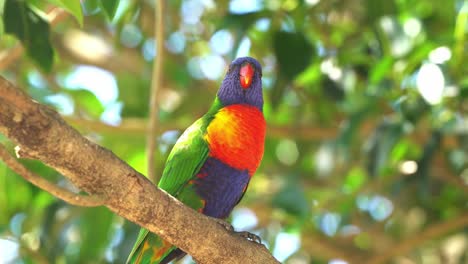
left=3, top=0, right=54, bottom=71
left=0, top=0, right=5, bottom=36
left=365, top=0, right=396, bottom=24
left=0, top=17, right=3, bottom=37
left=47, top=0, right=83, bottom=26
left=272, top=179, right=309, bottom=218
left=273, top=31, right=314, bottom=81
left=343, top=167, right=367, bottom=193
left=127, top=150, right=147, bottom=175
left=81, top=0, right=100, bottom=15
left=220, top=11, right=267, bottom=31
left=390, top=139, right=411, bottom=163
left=369, top=56, right=393, bottom=84
left=453, top=1, right=468, bottom=67
left=271, top=31, right=314, bottom=108
left=354, top=232, right=372, bottom=249
left=66, top=89, right=105, bottom=118
left=99, top=0, right=119, bottom=21
left=79, top=208, right=113, bottom=261
left=118, top=73, right=150, bottom=117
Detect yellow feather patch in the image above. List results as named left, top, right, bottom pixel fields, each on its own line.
left=205, top=104, right=265, bottom=174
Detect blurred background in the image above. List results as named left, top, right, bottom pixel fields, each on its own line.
left=0, top=0, right=467, bottom=263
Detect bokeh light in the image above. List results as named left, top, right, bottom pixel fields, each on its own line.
left=166, top=31, right=186, bottom=54
left=276, top=139, right=299, bottom=165
left=416, top=63, right=445, bottom=105
left=210, top=30, right=234, bottom=55
left=62, top=66, right=118, bottom=106
left=231, top=207, right=259, bottom=230
left=0, top=238, right=18, bottom=263
left=272, top=231, right=301, bottom=262
left=429, top=46, right=452, bottom=64
left=200, top=55, right=226, bottom=80
left=181, top=0, right=205, bottom=24
left=320, top=212, right=341, bottom=236
left=120, top=24, right=143, bottom=48
left=229, top=0, right=262, bottom=14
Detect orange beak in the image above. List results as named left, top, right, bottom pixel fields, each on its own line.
left=240, top=63, right=254, bottom=89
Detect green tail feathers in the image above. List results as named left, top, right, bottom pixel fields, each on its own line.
left=126, top=229, right=178, bottom=264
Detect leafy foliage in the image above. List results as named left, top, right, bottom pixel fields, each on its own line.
left=3, top=0, right=54, bottom=71
left=0, top=0, right=467, bottom=263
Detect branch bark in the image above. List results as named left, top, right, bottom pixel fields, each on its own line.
left=0, top=76, right=279, bottom=264
left=0, top=144, right=104, bottom=207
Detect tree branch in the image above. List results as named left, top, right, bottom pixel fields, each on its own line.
left=0, top=45, right=23, bottom=71
left=365, top=213, right=468, bottom=264
left=432, top=155, right=468, bottom=193
left=0, top=143, right=104, bottom=207
left=53, top=30, right=145, bottom=74
left=249, top=201, right=369, bottom=263
left=63, top=115, right=462, bottom=149
left=147, top=0, right=165, bottom=183
left=64, top=115, right=355, bottom=140
left=0, top=76, right=279, bottom=264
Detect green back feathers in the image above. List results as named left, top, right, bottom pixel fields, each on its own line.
left=157, top=118, right=209, bottom=194
left=126, top=98, right=223, bottom=264
left=158, top=98, right=223, bottom=195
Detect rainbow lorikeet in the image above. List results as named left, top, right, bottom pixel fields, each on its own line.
left=127, top=57, right=265, bottom=264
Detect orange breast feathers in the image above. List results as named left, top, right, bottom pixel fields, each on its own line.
left=205, top=105, right=266, bottom=175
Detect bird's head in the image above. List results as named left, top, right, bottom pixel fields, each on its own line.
left=217, top=57, right=263, bottom=111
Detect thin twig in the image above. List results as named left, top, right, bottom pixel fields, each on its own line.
left=365, top=213, right=468, bottom=264
left=0, top=45, right=24, bottom=70
left=0, top=144, right=104, bottom=207
left=146, top=0, right=165, bottom=183
left=432, top=155, right=468, bottom=193
left=46, top=7, right=70, bottom=26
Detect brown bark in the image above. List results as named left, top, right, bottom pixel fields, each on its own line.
left=0, top=76, right=279, bottom=264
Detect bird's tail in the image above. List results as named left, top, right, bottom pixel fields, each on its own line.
left=127, top=229, right=184, bottom=264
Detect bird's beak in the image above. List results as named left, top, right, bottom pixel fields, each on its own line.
left=240, top=63, right=254, bottom=89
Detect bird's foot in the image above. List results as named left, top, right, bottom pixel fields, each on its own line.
left=209, top=216, right=262, bottom=244
left=210, top=217, right=235, bottom=231
left=234, top=231, right=262, bottom=244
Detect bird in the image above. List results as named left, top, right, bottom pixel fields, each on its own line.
left=127, top=57, right=266, bottom=264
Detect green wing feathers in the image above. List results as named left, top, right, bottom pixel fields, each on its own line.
left=127, top=117, right=211, bottom=264
left=158, top=117, right=210, bottom=195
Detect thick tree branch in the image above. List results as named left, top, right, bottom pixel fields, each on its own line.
left=147, top=0, right=165, bottom=183
left=0, top=76, right=279, bottom=264
left=0, top=143, right=104, bottom=206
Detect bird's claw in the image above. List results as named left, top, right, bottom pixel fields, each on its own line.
left=235, top=231, right=262, bottom=244
left=209, top=217, right=262, bottom=244
left=210, top=217, right=234, bottom=231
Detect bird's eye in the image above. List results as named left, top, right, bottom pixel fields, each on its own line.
left=239, top=63, right=254, bottom=89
